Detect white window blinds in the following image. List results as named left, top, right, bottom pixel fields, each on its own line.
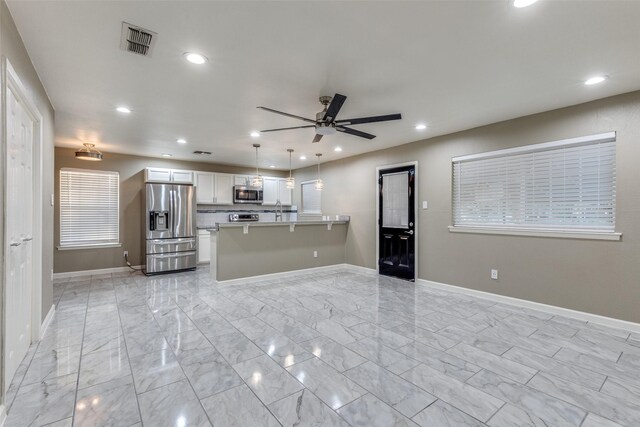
left=301, top=181, right=321, bottom=214
left=452, top=132, right=616, bottom=232
left=60, top=168, right=120, bottom=247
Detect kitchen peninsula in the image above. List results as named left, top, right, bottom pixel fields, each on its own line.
left=209, top=219, right=349, bottom=281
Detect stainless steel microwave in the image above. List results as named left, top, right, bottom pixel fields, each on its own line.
left=233, top=186, right=263, bottom=204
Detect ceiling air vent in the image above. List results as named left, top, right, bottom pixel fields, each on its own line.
left=193, top=151, right=212, bottom=155
left=120, top=22, right=157, bottom=57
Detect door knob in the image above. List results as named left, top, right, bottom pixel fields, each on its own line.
left=404, top=230, right=414, bottom=235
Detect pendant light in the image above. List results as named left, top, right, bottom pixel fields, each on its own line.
left=75, top=143, right=103, bottom=161
left=286, top=148, right=295, bottom=189
left=315, top=153, right=324, bottom=191
left=251, top=143, right=263, bottom=188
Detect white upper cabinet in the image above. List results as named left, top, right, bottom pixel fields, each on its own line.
left=195, top=171, right=234, bottom=205
left=145, top=168, right=172, bottom=183
left=171, top=169, right=194, bottom=183
left=215, top=173, right=234, bottom=205
left=195, top=172, right=215, bottom=204
left=234, top=175, right=250, bottom=186
left=263, top=177, right=292, bottom=206
left=145, top=168, right=193, bottom=184
left=262, top=177, right=279, bottom=205
left=278, top=179, right=292, bottom=206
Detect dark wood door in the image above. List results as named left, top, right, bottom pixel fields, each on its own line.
left=378, top=165, right=415, bottom=281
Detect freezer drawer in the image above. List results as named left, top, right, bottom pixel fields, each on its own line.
left=146, top=237, right=196, bottom=254
left=145, top=251, right=196, bottom=274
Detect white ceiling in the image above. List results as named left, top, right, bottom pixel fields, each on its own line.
left=7, top=1, right=640, bottom=170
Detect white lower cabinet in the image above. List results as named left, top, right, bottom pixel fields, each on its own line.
left=198, top=230, right=211, bottom=263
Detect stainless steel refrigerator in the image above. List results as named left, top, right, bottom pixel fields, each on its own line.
left=144, top=183, right=197, bottom=274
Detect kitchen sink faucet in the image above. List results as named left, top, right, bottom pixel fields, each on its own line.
left=275, top=200, right=283, bottom=222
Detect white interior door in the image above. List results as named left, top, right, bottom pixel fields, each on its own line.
left=4, top=84, right=34, bottom=393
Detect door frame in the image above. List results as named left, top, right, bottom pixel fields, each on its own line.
left=1, top=58, right=44, bottom=398
left=375, top=161, right=418, bottom=279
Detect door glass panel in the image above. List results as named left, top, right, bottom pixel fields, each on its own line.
left=382, top=172, right=409, bottom=228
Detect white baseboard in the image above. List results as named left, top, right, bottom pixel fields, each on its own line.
left=342, top=264, right=378, bottom=275
left=40, top=304, right=55, bottom=339
left=53, top=265, right=144, bottom=280
left=417, top=278, right=640, bottom=334
left=0, top=404, right=6, bottom=427
left=215, top=263, right=356, bottom=285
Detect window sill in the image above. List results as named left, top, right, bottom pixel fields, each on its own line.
left=448, top=226, right=622, bottom=241
left=57, top=243, right=122, bottom=251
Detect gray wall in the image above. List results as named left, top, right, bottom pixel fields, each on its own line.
left=294, top=91, right=640, bottom=323
left=216, top=224, right=348, bottom=281
left=1, top=1, right=55, bottom=322
left=54, top=147, right=286, bottom=273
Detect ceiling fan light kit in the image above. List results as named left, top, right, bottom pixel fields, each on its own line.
left=258, top=93, right=401, bottom=143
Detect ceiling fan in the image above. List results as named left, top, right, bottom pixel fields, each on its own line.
left=257, top=93, right=402, bottom=143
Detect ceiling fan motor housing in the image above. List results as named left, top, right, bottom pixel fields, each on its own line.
left=315, top=122, right=337, bottom=135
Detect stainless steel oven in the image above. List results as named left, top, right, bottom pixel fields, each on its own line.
left=233, top=186, right=263, bottom=204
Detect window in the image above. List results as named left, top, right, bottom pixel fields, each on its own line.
left=59, top=168, right=120, bottom=248
left=451, top=132, right=618, bottom=238
left=301, top=181, right=321, bottom=214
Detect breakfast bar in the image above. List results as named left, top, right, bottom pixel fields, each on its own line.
left=210, top=220, right=349, bottom=281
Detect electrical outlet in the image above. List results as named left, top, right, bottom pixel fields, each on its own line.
left=313, top=251, right=318, bottom=258
left=491, top=269, right=499, bottom=280
left=123, top=250, right=129, bottom=259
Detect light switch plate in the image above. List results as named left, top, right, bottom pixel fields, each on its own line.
left=422, top=201, right=428, bottom=209
left=50, top=194, right=55, bottom=206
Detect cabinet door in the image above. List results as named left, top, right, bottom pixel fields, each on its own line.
left=145, top=168, right=172, bottom=183
left=215, top=173, right=234, bottom=205
left=262, top=177, right=278, bottom=205
left=198, top=231, right=210, bottom=263
left=278, top=179, right=292, bottom=205
left=234, top=175, right=249, bottom=186
left=171, top=169, right=194, bottom=183
left=195, top=172, right=215, bottom=204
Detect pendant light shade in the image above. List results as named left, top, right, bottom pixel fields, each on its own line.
left=315, top=153, right=323, bottom=191
left=286, top=148, right=295, bottom=189
left=75, top=143, right=103, bottom=161
left=251, top=143, right=263, bottom=188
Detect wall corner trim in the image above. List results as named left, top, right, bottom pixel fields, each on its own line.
left=40, top=305, right=55, bottom=339
left=0, top=404, right=7, bottom=427
left=417, top=278, right=640, bottom=334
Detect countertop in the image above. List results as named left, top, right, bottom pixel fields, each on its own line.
left=198, top=219, right=349, bottom=231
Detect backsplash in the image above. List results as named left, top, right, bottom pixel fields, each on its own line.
left=197, top=206, right=298, bottom=228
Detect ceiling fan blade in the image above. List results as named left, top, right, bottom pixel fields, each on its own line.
left=335, top=113, right=402, bottom=126
left=323, top=93, right=347, bottom=122
left=260, top=125, right=316, bottom=133
left=312, top=134, right=323, bottom=143
left=336, top=126, right=376, bottom=140
left=257, top=106, right=316, bottom=124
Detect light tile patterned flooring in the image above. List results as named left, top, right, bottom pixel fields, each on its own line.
left=5, top=266, right=640, bottom=426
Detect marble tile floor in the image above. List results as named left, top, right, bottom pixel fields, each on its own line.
left=4, top=266, right=640, bottom=426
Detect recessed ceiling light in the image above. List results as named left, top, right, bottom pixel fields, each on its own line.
left=161, top=153, right=172, bottom=158
left=177, top=138, right=187, bottom=144
left=269, top=165, right=275, bottom=168
left=184, top=52, right=208, bottom=65
left=250, top=131, right=260, bottom=138
left=299, top=155, right=307, bottom=160
left=415, top=124, right=427, bottom=130
left=334, top=147, right=342, bottom=152
left=513, top=0, right=538, bottom=8
left=116, top=106, right=131, bottom=114
left=584, top=75, right=608, bottom=86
